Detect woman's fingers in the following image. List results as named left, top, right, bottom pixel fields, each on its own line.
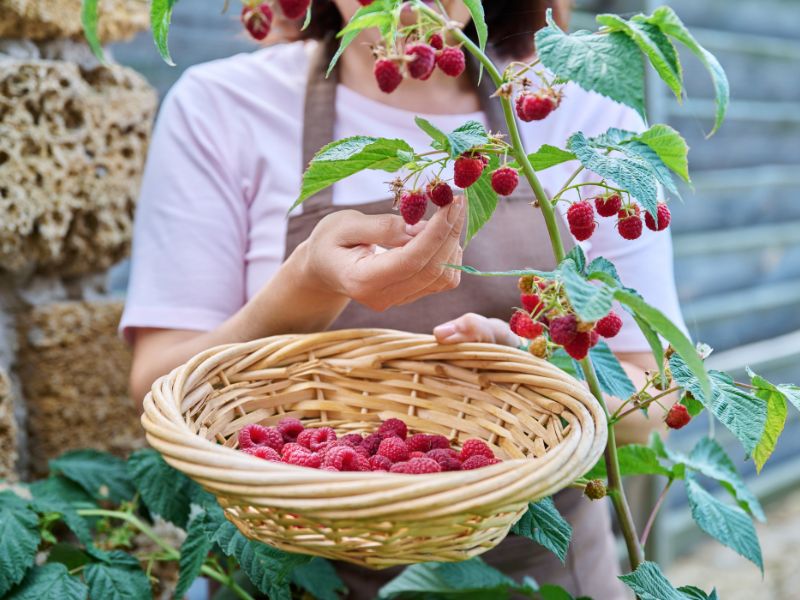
left=329, top=210, right=418, bottom=248
left=434, top=313, right=497, bottom=344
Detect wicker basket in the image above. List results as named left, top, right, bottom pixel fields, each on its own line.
left=142, top=329, right=607, bottom=568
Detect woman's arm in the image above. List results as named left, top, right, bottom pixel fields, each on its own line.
left=130, top=199, right=465, bottom=404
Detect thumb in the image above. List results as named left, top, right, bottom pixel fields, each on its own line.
left=335, top=212, right=421, bottom=249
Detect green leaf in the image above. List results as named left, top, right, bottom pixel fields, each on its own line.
left=678, top=585, right=719, bottom=600
left=548, top=348, right=582, bottom=379
left=464, top=155, right=499, bottom=244
left=669, top=355, right=765, bottom=454
left=634, top=6, right=729, bottom=135
left=589, top=341, right=637, bottom=400
left=290, top=557, right=347, bottom=600
left=174, top=513, right=213, bottom=599
left=777, top=384, right=800, bottom=412
left=330, top=1, right=394, bottom=76
left=539, top=585, right=580, bottom=600
left=748, top=369, right=788, bottom=473
left=150, top=0, right=177, bottom=66
left=0, top=502, right=41, bottom=596
left=584, top=444, right=673, bottom=480
left=596, top=14, right=682, bottom=100
left=50, top=450, right=136, bottom=504
left=618, top=561, right=685, bottom=600
left=557, top=260, right=615, bottom=322
left=510, top=497, right=572, bottom=564
left=80, top=0, right=104, bottom=61
left=446, top=120, right=489, bottom=158
left=293, top=136, right=414, bottom=210
left=127, top=449, right=192, bottom=528
left=564, top=245, right=587, bottom=274
left=462, top=0, right=487, bottom=81
left=84, top=559, right=151, bottom=600
left=7, top=564, right=87, bottom=600
left=415, top=117, right=449, bottom=151
left=378, top=558, right=538, bottom=599
left=536, top=11, right=646, bottom=120
left=586, top=256, right=622, bottom=286
left=526, top=145, right=577, bottom=171
left=636, top=124, right=690, bottom=184
left=685, top=476, right=763, bottom=571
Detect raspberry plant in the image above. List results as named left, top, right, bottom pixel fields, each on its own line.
left=63, top=0, right=800, bottom=597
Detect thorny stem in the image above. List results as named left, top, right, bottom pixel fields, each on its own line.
left=612, top=386, right=680, bottom=422
left=640, top=478, right=673, bottom=548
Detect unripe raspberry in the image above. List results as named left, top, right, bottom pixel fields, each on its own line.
left=277, top=0, right=310, bottom=20
left=521, top=293, right=543, bottom=315
left=377, top=418, right=407, bottom=440
left=584, top=479, right=607, bottom=500
left=549, top=314, right=578, bottom=345
left=436, top=46, right=466, bottom=77
left=563, top=331, right=592, bottom=359
left=377, top=437, right=410, bottom=462
left=595, top=193, right=622, bottom=217
left=490, top=167, right=520, bottom=196
left=277, top=417, right=304, bottom=443
left=518, top=275, right=535, bottom=294
left=453, top=154, right=485, bottom=189
left=428, top=32, right=444, bottom=50
left=426, top=180, right=454, bottom=207
left=373, top=58, right=403, bottom=94
left=459, top=439, right=494, bottom=461
left=653, top=368, right=672, bottom=391
left=510, top=310, right=543, bottom=339
left=645, top=203, right=671, bottom=231
left=665, top=403, right=691, bottom=429
left=399, top=190, right=427, bottom=225
left=369, top=454, right=393, bottom=471
left=515, top=91, right=558, bottom=122
left=595, top=311, right=623, bottom=338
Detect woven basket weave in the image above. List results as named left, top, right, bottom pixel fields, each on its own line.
left=142, top=329, right=607, bottom=568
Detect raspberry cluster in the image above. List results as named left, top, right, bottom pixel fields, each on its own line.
left=512, top=275, right=624, bottom=360
left=566, top=195, right=672, bottom=242
left=372, top=34, right=466, bottom=94
left=237, top=417, right=503, bottom=473
left=241, top=0, right=313, bottom=40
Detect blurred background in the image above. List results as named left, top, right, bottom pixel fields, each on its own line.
left=1, top=0, right=798, bottom=598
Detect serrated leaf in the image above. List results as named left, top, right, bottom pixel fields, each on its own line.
left=290, top=557, right=347, bottom=600
left=586, top=256, right=622, bottom=286
left=378, top=558, right=538, bottom=599
left=511, top=497, right=572, bottom=564
left=174, top=515, right=213, bottom=600
left=84, top=560, right=151, bottom=600
left=589, top=341, right=637, bottom=400
left=6, top=564, right=87, bottom=600
left=293, top=136, right=414, bottom=210
left=678, top=586, right=719, bottom=600
left=446, top=120, right=489, bottom=157
left=50, top=450, right=135, bottom=504
left=80, top=0, right=104, bottom=61
left=328, top=1, right=390, bottom=76
left=536, top=11, right=646, bottom=120
left=558, top=260, right=615, bottom=322
left=777, top=384, right=800, bottom=412
left=150, top=0, right=177, bottom=66
left=619, top=561, right=685, bottom=600
left=584, top=444, right=673, bottom=480
left=526, top=145, right=577, bottom=171
left=634, top=7, right=729, bottom=135
left=464, top=155, right=499, bottom=244
left=539, top=585, right=578, bottom=600
left=636, top=124, right=690, bottom=183
left=564, top=245, right=587, bottom=274
left=685, top=476, right=763, bottom=571
left=0, top=503, right=41, bottom=596
left=128, top=449, right=192, bottom=528
left=462, top=0, right=487, bottom=53
left=415, top=117, right=449, bottom=150
left=748, top=370, right=788, bottom=473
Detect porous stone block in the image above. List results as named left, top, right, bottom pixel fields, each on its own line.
left=16, top=300, right=143, bottom=476
left=0, top=0, right=148, bottom=42
left=0, top=367, right=19, bottom=479
left=0, top=57, right=157, bottom=275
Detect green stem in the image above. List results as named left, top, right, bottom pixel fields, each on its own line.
left=201, top=565, right=256, bottom=600
left=640, top=478, right=673, bottom=548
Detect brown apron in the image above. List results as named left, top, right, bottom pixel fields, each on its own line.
left=283, top=38, right=627, bottom=600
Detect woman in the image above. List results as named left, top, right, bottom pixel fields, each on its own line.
left=122, top=1, right=684, bottom=597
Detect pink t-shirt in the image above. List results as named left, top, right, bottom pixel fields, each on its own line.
left=121, top=40, right=686, bottom=352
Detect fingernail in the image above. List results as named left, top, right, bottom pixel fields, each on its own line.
left=433, top=323, right=457, bottom=338
left=446, top=197, right=464, bottom=225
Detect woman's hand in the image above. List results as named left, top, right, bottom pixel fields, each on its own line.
left=433, top=312, right=519, bottom=346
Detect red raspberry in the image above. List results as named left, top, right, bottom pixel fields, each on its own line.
left=405, top=457, right=442, bottom=474
left=509, top=311, right=543, bottom=340
left=323, top=446, right=369, bottom=471
left=280, top=442, right=305, bottom=459
left=453, top=154, right=485, bottom=189
left=241, top=3, right=273, bottom=41
left=563, top=331, right=592, bottom=360
left=567, top=200, right=595, bottom=229
left=618, top=214, right=643, bottom=240
left=405, top=43, right=437, bottom=80
left=409, top=451, right=426, bottom=459
left=462, top=455, right=497, bottom=470
left=341, top=433, right=364, bottom=447
left=570, top=223, right=596, bottom=242
left=407, top=434, right=434, bottom=453
left=589, top=330, right=600, bottom=347
left=665, top=403, right=691, bottom=429
left=549, top=314, right=578, bottom=345
left=436, top=46, right=466, bottom=77
left=284, top=448, right=322, bottom=469
left=490, top=167, right=519, bottom=196
left=427, top=449, right=462, bottom=471
left=357, top=0, right=375, bottom=4
left=369, top=454, right=393, bottom=471
left=277, top=417, right=304, bottom=443
left=238, top=424, right=283, bottom=452
left=645, top=203, right=671, bottom=231
left=377, top=418, right=407, bottom=440
left=515, top=91, right=557, bottom=122
left=373, top=58, right=403, bottom=94
left=595, top=193, right=622, bottom=217
left=297, top=427, right=337, bottom=451
left=429, top=32, right=444, bottom=50
left=326, top=439, right=368, bottom=458
left=429, top=435, right=450, bottom=449
left=377, top=437, right=410, bottom=463
left=390, top=461, right=410, bottom=473
left=595, top=311, right=622, bottom=338
left=459, top=439, right=494, bottom=461
left=520, top=293, right=542, bottom=315
left=399, top=190, right=427, bottom=226
left=277, top=0, right=310, bottom=20
left=362, top=433, right=384, bottom=456
left=243, top=446, right=281, bottom=461
left=426, top=180, right=454, bottom=207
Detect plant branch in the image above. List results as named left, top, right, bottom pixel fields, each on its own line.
left=201, top=564, right=256, bottom=600
left=640, top=478, right=673, bottom=548
left=612, top=386, right=680, bottom=422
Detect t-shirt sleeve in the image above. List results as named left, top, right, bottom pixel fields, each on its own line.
left=581, top=104, right=688, bottom=353
left=119, top=69, right=248, bottom=343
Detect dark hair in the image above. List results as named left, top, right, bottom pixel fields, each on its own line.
left=298, top=1, right=561, bottom=60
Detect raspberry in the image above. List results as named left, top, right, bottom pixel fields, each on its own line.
left=280, top=442, right=305, bottom=459
left=426, top=180, right=454, bottom=207
left=409, top=451, right=425, bottom=459
left=362, top=433, right=384, bottom=456
left=297, top=427, right=337, bottom=451
left=429, top=32, right=444, bottom=50
left=518, top=275, right=535, bottom=294
left=405, top=43, right=437, bottom=80
left=341, top=433, right=364, bottom=447
left=515, top=91, right=557, bottom=122
left=373, top=58, right=403, bottom=94
left=369, top=455, right=393, bottom=471
left=595, top=193, right=622, bottom=217
left=529, top=336, right=548, bottom=358
left=407, top=434, right=433, bottom=453
left=429, top=435, right=450, bottom=449
left=243, top=446, right=281, bottom=461
left=241, top=3, right=273, bottom=41
left=645, top=203, right=671, bottom=231
left=277, top=417, right=304, bottom=443
left=427, top=449, right=461, bottom=471
left=589, top=330, right=600, bottom=347
left=520, top=293, right=542, bottom=315
left=567, top=200, right=595, bottom=229
left=406, top=457, right=442, bottom=474
left=510, top=310, right=543, bottom=340
left=377, top=437, right=410, bottom=462
left=284, top=448, right=322, bottom=469
left=277, top=0, right=310, bottom=20
left=665, top=404, right=691, bottom=429
left=570, top=223, right=596, bottom=242
left=436, top=46, right=466, bottom=77
left=563, top=331, right=592, bottom=360
left=549, top=314, right=578, bottom=345
left=490, top=167, right=519, bottom=196
left=595, top=311, right=622, bottom=338
left=390, top=461, right=410, bottom=473
left=377, top=418, right=407, bottom=440
left=459, top=439, right=494, bottom=461
left=453, top=154, right=485, bottom=189
left=238, top=424, right=283, bottom=452
left=584, top=479, right=607, bottom=500
left=462, top=455, right=495, bottom=470
left=618, top=214, right=643, bottom=240
left=323, top=446, right=369, bottom=471
left=398, top=190, right=427, bottom=226
left=357, top=0, right=375, bottom=5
